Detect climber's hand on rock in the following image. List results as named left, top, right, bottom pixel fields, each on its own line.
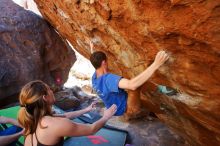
left=153, top=51, right=169, bottom=68
left=89, top=40, right=94, bottom=50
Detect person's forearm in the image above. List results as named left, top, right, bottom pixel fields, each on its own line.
left=0, top=116, right=18, bottom=126
left=130, top=63, right=159, bottom=90
left=0, top=132, right=21, bottom=146
left=89, top=117, right=108, bottom=135
left=7, top=118, right=20, bottom=126
left=0, top=116, right=9, bottom=124
left=64, top=108, right=90, bottom=119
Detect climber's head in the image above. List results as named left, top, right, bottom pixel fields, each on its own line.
left=90, top=51, right=108, bottom=71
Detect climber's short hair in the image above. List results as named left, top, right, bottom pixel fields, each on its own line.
left=90, top=51, right=107, bottom=69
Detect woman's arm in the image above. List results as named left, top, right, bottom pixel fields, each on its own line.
left=0, top=130, right=23, bottom=146
left=64, top=102, right=96, bottom=119
left=0, top=116, right=20, bottom=127
left=54, top=104, right=117, bottom=137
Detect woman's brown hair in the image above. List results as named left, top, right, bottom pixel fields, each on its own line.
left=18, top=80, right=53, bottom=136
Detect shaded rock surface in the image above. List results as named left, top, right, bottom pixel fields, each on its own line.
left=107, top=117, right=187, bottom=146
left=34, top=0, right=220, bottom=145
left=0, top=0, right=75, bottom=107
left=54, top=86, right=96, bottom=111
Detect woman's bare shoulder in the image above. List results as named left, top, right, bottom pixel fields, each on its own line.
left=41, top=115, right=75, bottom=129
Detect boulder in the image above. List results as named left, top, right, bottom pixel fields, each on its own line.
left=34, top=0, right=220, bottom=145
left=54, top=86, right=96, bottom=110
left=0, top=0, right=75, bottom=107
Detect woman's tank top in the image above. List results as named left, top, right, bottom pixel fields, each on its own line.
left=31, top=132, right=64, bottom=146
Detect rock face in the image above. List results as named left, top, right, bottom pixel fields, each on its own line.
left=34, top=0, right=220, bottom=145
left=0, top=0, right=75, bottom=107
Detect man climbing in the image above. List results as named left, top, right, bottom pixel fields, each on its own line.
left=89, top=42, right=169, bottom=116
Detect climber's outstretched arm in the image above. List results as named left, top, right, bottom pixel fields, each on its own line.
left=119, top=51, right=169, bottom=91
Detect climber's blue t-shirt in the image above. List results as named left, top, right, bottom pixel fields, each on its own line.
left=92, top=73, right=128, bottom=116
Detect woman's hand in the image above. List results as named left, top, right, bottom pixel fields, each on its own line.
left=85, top=101, right=97, bottom=112
left=103, top=104, right=117, bottom=120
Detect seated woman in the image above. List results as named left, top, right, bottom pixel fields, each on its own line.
left=18, top=80, right=117, bottom=146
left=0, top=116, right=23, bottom=146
